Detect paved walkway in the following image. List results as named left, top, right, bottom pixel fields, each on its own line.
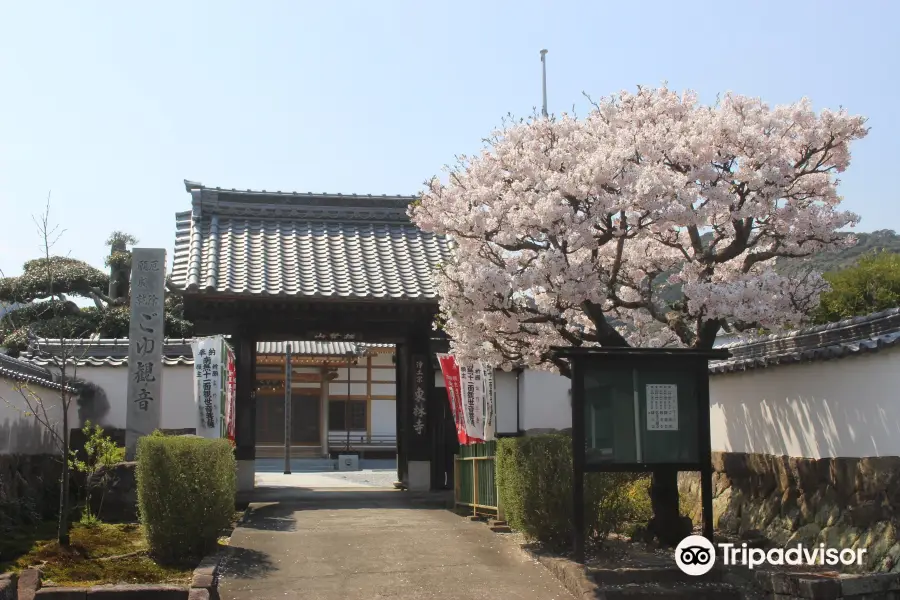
left=254, top=468, right=399, bottom=489
left=218, top=489, right=572, bottom=600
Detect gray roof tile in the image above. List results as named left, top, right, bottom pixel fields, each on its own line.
left=171, top=183, right=451, bottom=299
left=0, top=353, right=72, bottom=390
left=17, top=338, right=393, bottom=367
left=19, top=338, right=195, bottom=368
left=709, top=308, right=900, bottom=374
left=256, top=341, right=393, bottom=356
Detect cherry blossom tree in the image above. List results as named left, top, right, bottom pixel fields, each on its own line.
left=412, top=86, right=868, bottom=375
left=411, top=86, right=868, bottom=545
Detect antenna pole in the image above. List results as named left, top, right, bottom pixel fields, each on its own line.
left=540, top=49, right=548, bottom=117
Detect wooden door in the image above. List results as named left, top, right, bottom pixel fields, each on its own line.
left=291, top=393, right=320, bottom=444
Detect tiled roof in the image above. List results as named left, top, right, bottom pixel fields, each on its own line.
left=256, top=341, right=393, bottom=356
left=19, top=338, right=195, bottom=368
left=17, top=338, right=394, bottom=367
left=171, top=181, right=452, bottom=300
left=0, top=353, right=71, bottom=391
left=709, top=308, right=900, bottom=374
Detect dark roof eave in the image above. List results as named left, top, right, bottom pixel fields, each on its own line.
left=709, top=307, right=900, bottom=374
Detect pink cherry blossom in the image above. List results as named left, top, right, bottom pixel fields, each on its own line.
left=410, top=86, right=869, bottom=373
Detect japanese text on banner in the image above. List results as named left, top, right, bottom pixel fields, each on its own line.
left=191, top=337, right=224, bottom=438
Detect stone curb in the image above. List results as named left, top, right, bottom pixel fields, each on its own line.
left=1, top=542, right=229, bottom=600
left=1, top=573, right=19, bottom=600
left=190, top=548, right=227, bottom=600
left=36, top=585, right=189, bottom=599
left=520, top=548, right=600, bottom=599
left=18, top=569, right=41, bottom=600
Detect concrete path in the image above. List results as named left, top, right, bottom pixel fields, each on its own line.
left=254, top=468, right=399, bottom=489
left=219, top=489, right=573, bottom=600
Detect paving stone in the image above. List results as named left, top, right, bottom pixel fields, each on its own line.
left=86, top=585, right=188, bottom=600
left=842, top=573, right=900, bottom=596
left=18, top=568, right=42, bottom=600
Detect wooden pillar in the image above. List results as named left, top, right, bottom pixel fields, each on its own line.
left=570, top=355, right=586, bottom=564
left=234, top=330, right=257, bottom=492
left=697, top=358, right=715, bottom=543
left=320, top=365, right=330, bottom=458
left=396, top=342, right=408, bottom=486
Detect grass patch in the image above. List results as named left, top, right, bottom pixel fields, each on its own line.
left=0, top=522, right=194, bottom=587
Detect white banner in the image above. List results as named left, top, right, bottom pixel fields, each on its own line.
left=191, top=336, right=223, bottom=438
left=482, top=363, right=496, bottom=441
left=471, top=361, right=486, bottom=440
left=459, top=362, right=484, bottom=441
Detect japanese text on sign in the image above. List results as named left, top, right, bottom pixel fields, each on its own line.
left=191, top=337, right=225, bottom=438
left=312, top=332, right=357, bottom=340
left=646, top=384, right=678, bottom=431
left=125, top=248, right=166, bottom=460
left=413, top=358, right=426, bottom=435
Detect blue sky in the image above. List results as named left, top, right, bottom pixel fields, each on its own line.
left=1, top=0, right=897, bottom=278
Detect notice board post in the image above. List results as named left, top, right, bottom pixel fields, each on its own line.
left=551, top=346, right=730, bottom=564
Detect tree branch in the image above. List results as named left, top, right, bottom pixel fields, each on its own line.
left=581, top=301, right=630, bottom=347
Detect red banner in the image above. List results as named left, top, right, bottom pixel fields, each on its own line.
left=437, top=353, right=477, bottom=445
left=225, top=345, right=237, bottom=443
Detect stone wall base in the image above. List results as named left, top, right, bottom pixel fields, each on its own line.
left=756, top=570, right=900, bottom=599
left=679, top=452, right=900, bottom=573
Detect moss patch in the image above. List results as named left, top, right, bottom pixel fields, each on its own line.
left=0, top=522, right=193, bottom=587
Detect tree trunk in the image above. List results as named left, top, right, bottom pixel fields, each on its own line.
left=647, top=468, right=692, bottom=546
left=58, top=403, right=71, bottom=546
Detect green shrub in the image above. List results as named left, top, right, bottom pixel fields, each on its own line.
left=69, top=421, right=125, bottom=526
left=496, top=433, right=649, bottom=548
left=136, top=436, right=236, bottom=564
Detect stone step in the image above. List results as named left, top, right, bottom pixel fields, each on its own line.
left=489, top=524, right=512, bottom=533
left=598, top=582, right=741, bottom=600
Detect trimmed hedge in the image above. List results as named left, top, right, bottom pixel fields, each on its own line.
left=496, top=433, right=651, bottom=548
left=136, top=435, right=236, bottom=563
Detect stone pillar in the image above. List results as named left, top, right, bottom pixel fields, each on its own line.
left=405, top=329, right=432, bottom=492
left=234, top=331, right=257, bottom=492
left=124, top=248, right=166, bottom=460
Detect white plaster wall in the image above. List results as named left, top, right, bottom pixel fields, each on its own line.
left=0, top=378, right=79, bottom=454
left=435, top=367, right=570, bottom=434
left=518, top=369, right=571, bottom=431
left=370, top=399, right=395, bottom=435
left=370, top=352, right=394, bottom=367
left=68, top=365, right=198, bottom=431
left=709, top=347, right=900, bottom=458
left=494, top=370, right=519, bottom=435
